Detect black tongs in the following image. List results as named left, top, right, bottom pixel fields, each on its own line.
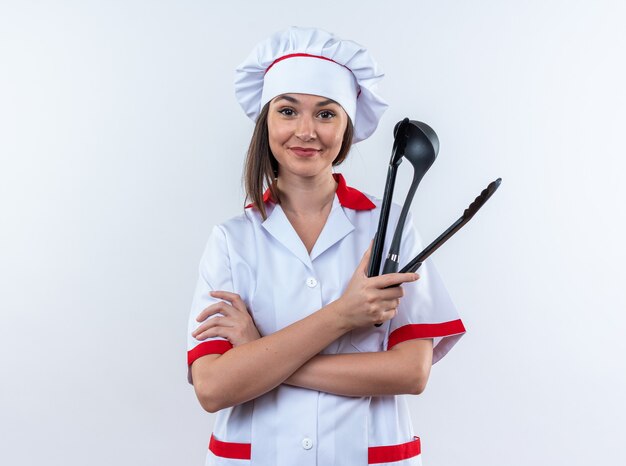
left=368, top=118, right=501, bottom=325
left=398, top=178, right=501, bottom=274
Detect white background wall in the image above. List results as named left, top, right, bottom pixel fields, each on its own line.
left=1, top=1, right=625, bottom=465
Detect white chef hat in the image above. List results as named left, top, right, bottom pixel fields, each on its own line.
left=234, top=26, right=389, bottom=143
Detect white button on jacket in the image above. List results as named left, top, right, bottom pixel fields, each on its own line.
left=188, top=174, right=465, bottom=465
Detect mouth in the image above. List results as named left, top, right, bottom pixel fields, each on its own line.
left=289, top=147, right=321, bottom=157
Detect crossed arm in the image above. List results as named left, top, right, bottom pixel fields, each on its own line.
left=191, top=311, right=432, bottom=412
left=190, top=290, right=433, bottom=413
left=283, top=339, right=433, bottom=397
left=191, top=307, right=432, bottom=412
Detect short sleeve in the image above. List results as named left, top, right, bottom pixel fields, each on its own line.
left=386, top=211, right=466, bottom=364
left=187, top=225, right=235, bottom=384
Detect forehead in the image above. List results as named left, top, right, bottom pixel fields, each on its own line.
left=271, top=93, right=340, bottom=106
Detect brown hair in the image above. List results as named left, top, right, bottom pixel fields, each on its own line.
left=243, top=102, right=354, bottom=220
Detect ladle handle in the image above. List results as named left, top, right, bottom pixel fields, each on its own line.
left=368, top=164, right=400, bottom=277
left=382, top=170, right=420, bottom=274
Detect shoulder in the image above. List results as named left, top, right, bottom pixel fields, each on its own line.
left=197, top=209, right=262, bottom=268
left=210, top=208, right=263, bottom=243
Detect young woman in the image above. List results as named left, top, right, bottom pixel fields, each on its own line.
left=187, top=27, right=465, bottom=466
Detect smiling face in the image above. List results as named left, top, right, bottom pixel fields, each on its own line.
left=267, top=93, right=349, bottom=180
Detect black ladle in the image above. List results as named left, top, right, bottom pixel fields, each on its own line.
left=383, top=120, right=439, bottom=274
left=367, top=118, right=439, bottom=278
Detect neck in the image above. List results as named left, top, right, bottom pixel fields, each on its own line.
left=276, top=171, right=338, bottom=216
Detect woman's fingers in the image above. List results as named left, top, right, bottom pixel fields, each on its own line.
left=377, top=286, right=405, bottom=301
left=194, top=326, right=231, bottom=342
left=196, top=301, right=234, bottom=322
left=338, top=245, right=421, bottom=329
left=370, top=297, right=401, bottom=323
left=192, top=316, right=233, bottom=340
left=375, top=272, right=420, bottom=289
left=210, top=290, right=247, bottom=313
left=373, top=307, right=399, bottom=326
left=196, top=291, right=249, bottom=322
left=379, top=298, right=401, bottom=311
left=192, top=291, right=260, bottom=346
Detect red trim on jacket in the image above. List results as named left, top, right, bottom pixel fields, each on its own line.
left=209, top=434, right=251, bottom=460
left=246, top=173, right=375, bottom=211
left=368, top=436, right=421, bottom=464
left=387, top=319, right=466, bottom=350
left=187, top=340, right=233, bottom=366
left=207, top=434, right=421, bottom=463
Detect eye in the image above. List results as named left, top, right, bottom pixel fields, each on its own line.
left=278, top=107, right=296, bottom=116
left=318, top=110, right=336, bottom=119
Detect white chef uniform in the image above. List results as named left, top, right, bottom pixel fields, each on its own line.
left=187, top=173, right=465, bottom=466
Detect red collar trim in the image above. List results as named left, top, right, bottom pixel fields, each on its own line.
left=245, top=173, right=375, bottom=211
left=332, top=173, right=376, bottom=210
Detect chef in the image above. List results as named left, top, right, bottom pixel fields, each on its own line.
left=187, top=26, right=465, bottom=465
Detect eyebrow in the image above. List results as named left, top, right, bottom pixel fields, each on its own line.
left=274, top=95, right=339, bottom=107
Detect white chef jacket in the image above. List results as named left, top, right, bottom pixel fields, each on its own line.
left=187, top=173, right=465, bottom=466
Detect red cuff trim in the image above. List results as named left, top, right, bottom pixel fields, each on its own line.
left=387, top=319, right=466, bottom=350
left=187, top=340, right=233, bottom=366
left=209, top=434, right=251, bottom=460
left=368, top=436, right=421, bottom=464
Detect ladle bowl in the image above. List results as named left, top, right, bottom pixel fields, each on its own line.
left=381, top=120, right=439, bottom=274
left=394, top=119, right=439, bottom=170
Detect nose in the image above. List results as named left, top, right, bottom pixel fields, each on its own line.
left=295, top=115, right=316, bottom=142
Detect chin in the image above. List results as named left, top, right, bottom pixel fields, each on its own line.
left=279, top=164, right=331, bottom=179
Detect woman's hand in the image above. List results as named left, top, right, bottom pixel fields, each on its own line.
left=192, top=291, right=261, bottom=347
left=334, top=241, right=420, bottom=330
